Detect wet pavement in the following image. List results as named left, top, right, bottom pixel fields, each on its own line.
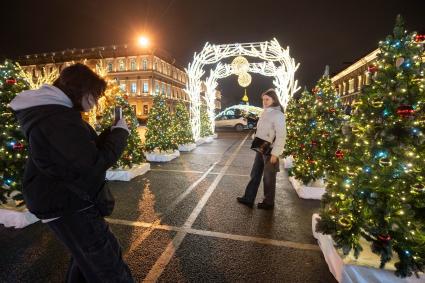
left=0, top=131, right=336, bottom=282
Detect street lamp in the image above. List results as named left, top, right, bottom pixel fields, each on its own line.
left=138, top=36, right=150, bottom=48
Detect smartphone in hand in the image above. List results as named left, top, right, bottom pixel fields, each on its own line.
left=114, top=107, right=122, bottom=124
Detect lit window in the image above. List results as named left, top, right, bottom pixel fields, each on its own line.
left=120, top=83, right=126, bottom=92
left=142, top=59, right=148, bottom=70
left=130, top=59, right=136, bottom=71
left=143, top=81, right=149, bottom=93
left=358, top=75, right=362, bottom=90
left=155, top=82, right=160, bottom=94
left=131, top=82, right=137, bottom=93
left=108, top=62, right=113, bottom=72
left=119, top=60, right=125, bottom=71
left=167, top=85, right=171, bottom=97
left=161, top=83, right=166, bottom=95
left=348, top=79, right=355, bottom=93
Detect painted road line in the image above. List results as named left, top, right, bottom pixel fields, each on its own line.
left=143, top=133, right=250, bottom=282
left=106, top=218, right=319, bottom=252
left=162, top=162, right=218, bottom=215
left=150, top=169, right=205, bottom=174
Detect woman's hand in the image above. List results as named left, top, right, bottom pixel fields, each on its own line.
left=270, top=154, right=278, bottom=164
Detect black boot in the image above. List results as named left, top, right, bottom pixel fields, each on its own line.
left=236, top=197, right=254, bottom=208
left=257, top=202, right=274, bottom=210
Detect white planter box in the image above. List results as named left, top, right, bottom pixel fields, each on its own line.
left=312, top=214, right=424, bottom=283
left=145, top=150, right=180, bottom=162
left=0, top=206, right=39, bottom=229
left=106, top=163, right=151, bottom=181
left=289, top=176, right=326, bottom=200
left=178, top=143, right=196, bottom=152
left=205, top=136, right=214, bottom=143
left=196, top=138, right=205, bottom=146
left=283, top=155, right=294, bottom=169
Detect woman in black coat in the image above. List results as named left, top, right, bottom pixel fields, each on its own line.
left=10, top=64, right=134, bottom=283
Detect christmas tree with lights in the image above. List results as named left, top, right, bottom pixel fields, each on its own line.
left=291, top=70, right=343, bottom=184
left=172, top=101, right=194, bottom=146
left=200, top=105, right=213, bottom=138
left=317, top=16, right=425, bottom=277
left=0, top=60, right=30, bottom=206
left=145, top=94, right=178, bottom=152
left=96, top=83, right=145, bottom=168
left=283, top=87, right=309, bottom=161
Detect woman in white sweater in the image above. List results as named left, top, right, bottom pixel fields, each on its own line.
left=237, top=89, right=286, bottom=210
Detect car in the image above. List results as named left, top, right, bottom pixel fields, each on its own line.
left=215, top=109, right=247, bottom=131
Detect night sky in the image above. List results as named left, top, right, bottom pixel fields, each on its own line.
left=1, top=0, right=423, bottom=108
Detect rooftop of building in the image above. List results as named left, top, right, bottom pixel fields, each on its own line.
left=16, top=43, right=185, bottom=70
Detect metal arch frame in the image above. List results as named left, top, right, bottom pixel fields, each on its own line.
left=185, top=38, right=300, bottom=140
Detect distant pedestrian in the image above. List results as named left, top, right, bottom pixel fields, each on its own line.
left=10, top=63, right=134, bottom=282
left=237, top=89, right=286, bottom=210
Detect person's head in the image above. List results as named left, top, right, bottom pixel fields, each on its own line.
left=261, top=89, right=284, bottom=112
left=53, top=63, right=107, bottom=112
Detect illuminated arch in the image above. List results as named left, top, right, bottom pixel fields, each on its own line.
left=185, top=38, right=300, bottom=139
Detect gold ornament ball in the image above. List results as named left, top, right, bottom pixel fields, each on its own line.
left=379, top=157, right=392, bottom=167
left=231, top=56, right=249, bottom=75
left=371, top=97, right=383, bottom=108
left=338, top=215, right=353, bottom=229
left=412, top=183, right=424, bottom=193
left=238, top=72, right=252, bottom=87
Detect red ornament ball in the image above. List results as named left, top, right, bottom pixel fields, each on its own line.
left=367, top=65, right=378, bottom=74
left=300, top=144, right=305, bottom=149
left=124, top=95, right=129, bottom=100
left=378, top=234, right=392, bottom=242
left=329, top=108, right=336, bottom=113
left=13, top=142, right=25, bottom=151
left=6, top=78, right=17, bottom=85
left=311, top=140, right=318, bottom=147
left=308, top=159, right=316, bottom=164
left=415, top=34, right=425, bottom=42
left=396, top=105, right=414, bottom=118
left=335, top=149, right=344, bottom=159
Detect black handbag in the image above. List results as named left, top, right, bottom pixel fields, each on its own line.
left=251, top=137, right=273, bottom=155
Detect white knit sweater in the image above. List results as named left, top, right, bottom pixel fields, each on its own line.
left=254, top=106, right=286, bottom=156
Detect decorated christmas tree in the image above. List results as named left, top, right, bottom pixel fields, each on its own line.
left=145, top=94, right=178, bottom=152
left=200, top=105, right=213, bottom=138
left=283, top=87, right=309, bottom=161
left=0, top=60, right=30, bottom=206
left=291, top=70, right=343, bottom=184
left=317, top=16, right=425, bottom=277
left=172, top=101, right=194, bottom=145
left=96, top=83, right=145, bottom=168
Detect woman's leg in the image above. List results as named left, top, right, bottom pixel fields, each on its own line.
left=48, top=206, right=134, bottom=283
left=262, top=155, right=280, bottom=206
left=242, top=152, right=265, bottom=203
left=66, top=257, right=86, bottom=283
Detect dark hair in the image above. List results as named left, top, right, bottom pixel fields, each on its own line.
left=261, top=89, right=284, bottom=113
left=53, top=63, right=106, bottom=111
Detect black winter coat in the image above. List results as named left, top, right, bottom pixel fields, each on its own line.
left=14, top=105, right=129, bottom=219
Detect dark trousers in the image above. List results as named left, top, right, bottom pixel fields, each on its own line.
left=243, top=152, right=280, bottom=205
left=47, top=206, right=134, bottom=283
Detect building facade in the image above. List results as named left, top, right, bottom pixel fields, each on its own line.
left=17, top=44, right=222, bottom=122
left=331, top=49, right=379, bottom=106
left=332, top=46, right=424, bottom=106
